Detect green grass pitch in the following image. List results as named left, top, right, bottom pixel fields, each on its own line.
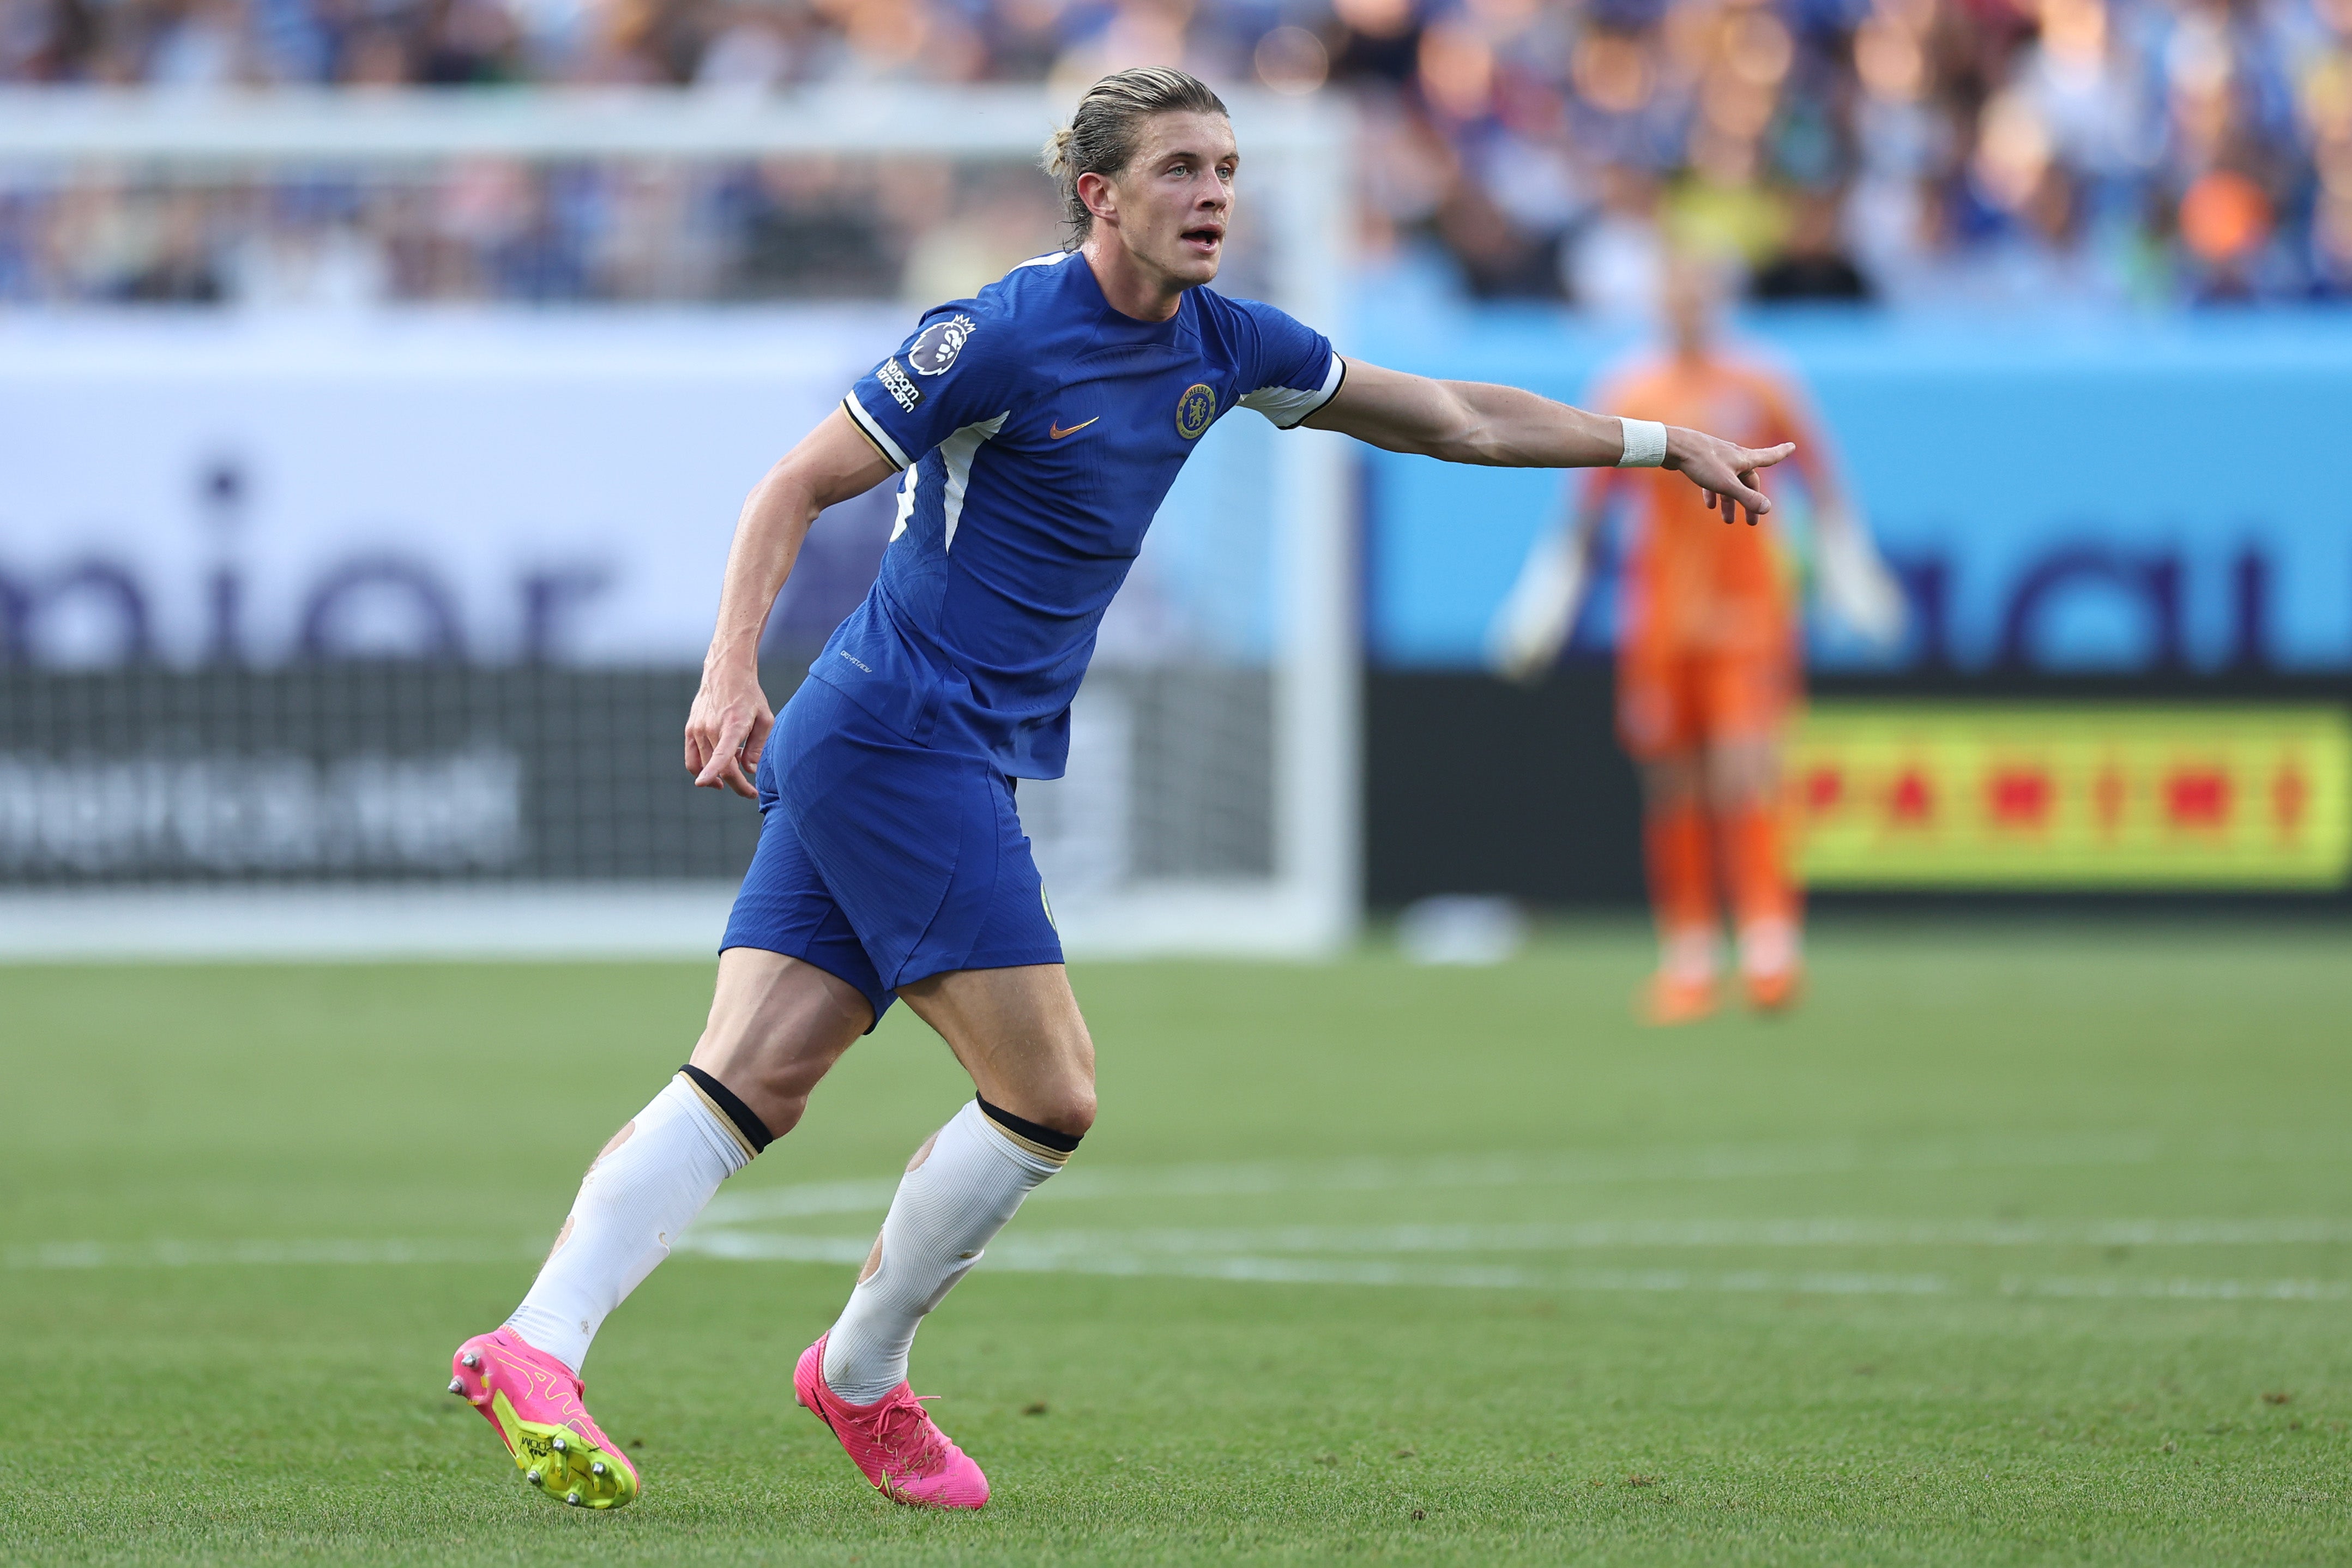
left=4, top=919, right=2350, bottom=1565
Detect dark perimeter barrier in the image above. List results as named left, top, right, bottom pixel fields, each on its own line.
left=0, top=660, right=1274, bottom=891
left=0, top=664, right=769, bottom=885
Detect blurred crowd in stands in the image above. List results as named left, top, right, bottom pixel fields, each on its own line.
left=0, top=0, right=2347, bottom=307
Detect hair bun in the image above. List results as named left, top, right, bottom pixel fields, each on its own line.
left=1040, top=123, right=1077, bottom=180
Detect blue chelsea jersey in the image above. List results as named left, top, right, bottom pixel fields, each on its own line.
left=814, top=249, right=1343, bottom=780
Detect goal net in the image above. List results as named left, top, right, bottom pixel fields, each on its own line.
left=0, top=87, right=1358, bottom=959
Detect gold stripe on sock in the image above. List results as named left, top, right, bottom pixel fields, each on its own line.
left=677, top=1073, right=761, bottom=1163
left=979, top=1119, right=1072, bottom=1167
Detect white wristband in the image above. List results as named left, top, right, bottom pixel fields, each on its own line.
left=1615, top=417, right=1668, bottom=468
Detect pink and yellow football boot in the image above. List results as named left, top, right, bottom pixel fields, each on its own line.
left=794, top=1335, right=989, bottom=1509
left=448, top=1328, right=640, bottom=1509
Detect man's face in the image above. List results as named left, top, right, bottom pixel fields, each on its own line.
left=1663, top=257, right=1717, bottom=355
left=1096, top=111, right=1238, bottom=290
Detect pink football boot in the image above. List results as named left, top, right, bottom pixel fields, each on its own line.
left=448, top=1328, right=640, bottom=1509
left=794, top=1335, right=990, bottom=1509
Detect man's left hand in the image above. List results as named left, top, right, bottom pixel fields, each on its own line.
left=1665, top=429, right=1794, bottom=526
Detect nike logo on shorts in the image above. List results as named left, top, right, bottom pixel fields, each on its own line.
left=1048, top=417, right=1100, bottom=439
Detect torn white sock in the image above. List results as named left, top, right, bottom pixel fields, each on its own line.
left=821, top=1098, right=1068, bottom=1404
left=505, top=1073, right=753, bottom=1374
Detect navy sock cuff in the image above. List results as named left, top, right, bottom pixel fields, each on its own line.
left=975, top=1094, right=1083, bottom=1154
left=678, top=1063, right=774, bottom=1153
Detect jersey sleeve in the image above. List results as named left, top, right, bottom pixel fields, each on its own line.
left=1229, top=298, right=1345, bottom=430
left=841, top=304, right=1020, bottom=469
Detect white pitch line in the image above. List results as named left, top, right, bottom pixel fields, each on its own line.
left=884, top=1218, right=2352, bottom=1255
left=3, top=1238, right=530, bottom=1269
left=699, top=1178, right=902, bottom=1221
left=20, top=1218, right=2347, bottom=1274
left=675, top=1232, right=2352, bottom=1304
left=697, top=1133, right=2181, bottom=1226
left=673, top=1235, right=1958, bottom=1296
left=2003, top=1275, right=2352, bottom=1303
left=988, top=1253, right=1959, bottom=1298
left=999, top=1256, right=2351, bottom=1301
left=9, top=1233, right=2348, bottom=1305
left=674, top=1232, right=872, bottom=1266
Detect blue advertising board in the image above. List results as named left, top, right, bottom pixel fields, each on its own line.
left=1355, top=303, right=2352, bottom=674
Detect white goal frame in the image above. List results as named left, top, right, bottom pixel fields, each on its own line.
left=0, top=87, right=1360, bottom=962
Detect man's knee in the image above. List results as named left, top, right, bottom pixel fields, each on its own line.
left=987, top=1045, right=1096, bottom=1140
left=692, top=1029, right=845, bottom=1139
left=1040, top=1025, right=1099, bottom=1137
left=722, top=1051, right=829, bottom=1130
left=1032, top=1082, right=1096, bottom=1140
left=692, top=953, right=872, bottom=1139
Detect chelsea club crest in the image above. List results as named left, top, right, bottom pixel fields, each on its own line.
left=1175, top=383, right=1216, bottom=439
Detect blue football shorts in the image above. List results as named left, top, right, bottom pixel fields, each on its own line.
left=719, top=677, right=1063, bottom=1028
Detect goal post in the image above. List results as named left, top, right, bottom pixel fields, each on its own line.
left=0, top=87, right=1361, bottom=961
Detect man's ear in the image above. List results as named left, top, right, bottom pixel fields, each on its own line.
left=1077, top=169, right=1119, bottom=228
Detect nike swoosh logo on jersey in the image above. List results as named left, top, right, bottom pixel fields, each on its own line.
left=1048, top=417, right=1100, bottom=439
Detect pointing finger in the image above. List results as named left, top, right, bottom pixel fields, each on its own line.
left=1745, top=442, right=1795, bottom=469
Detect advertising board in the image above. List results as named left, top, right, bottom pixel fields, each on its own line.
left=1790, top=703, right=2351, bottom=888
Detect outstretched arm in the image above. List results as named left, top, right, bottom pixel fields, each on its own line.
left=1303, top=358, right=1794, bottom=524
left=685, top=407, right=898, bottom=798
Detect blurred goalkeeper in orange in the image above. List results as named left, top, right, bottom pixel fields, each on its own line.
left=1492, top=256, right=1904, bottom=1023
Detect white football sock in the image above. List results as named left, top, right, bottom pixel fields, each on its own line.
left=506, top=1072, right=757, bottom=1375
left=1660, top=925, right=1720, bottom=983
left=822, top=1097, right=1070, bottom=1404
left=1738, top=918, right=1800, bottom=979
